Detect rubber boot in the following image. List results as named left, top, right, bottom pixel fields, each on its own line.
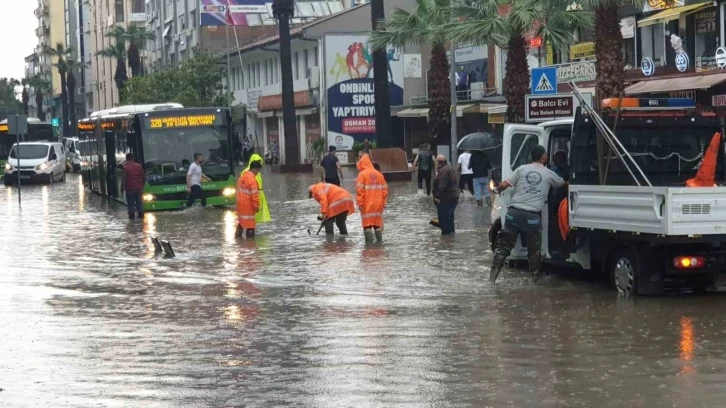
left=246, top=229, right=255, bottom=239
left=375, top=229, right=383, bottom=243
left=235, top=225, right=243, bottom=238
left=476, top=199, right=483, bottom=207
left=364, top=228, right=375, bottom=244
left=489, top=253, right=507, bottom=283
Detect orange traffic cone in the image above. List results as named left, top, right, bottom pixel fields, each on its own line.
left=558, top=198, right=569, bottom=241
left=686, top=132, right=722, bottom=187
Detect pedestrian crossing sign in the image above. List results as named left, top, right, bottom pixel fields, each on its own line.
left=531, top=67, right=557, bottom=95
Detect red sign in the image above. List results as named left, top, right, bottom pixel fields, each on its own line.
left=713, top=94, right=726, bottom=107
left=530, top=37, right=543, bottom=48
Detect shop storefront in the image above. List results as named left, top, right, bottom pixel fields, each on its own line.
left=257, top=90, right=318, bottom=163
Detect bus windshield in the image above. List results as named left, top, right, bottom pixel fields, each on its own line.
left=142, top=126, right=232, bottom=184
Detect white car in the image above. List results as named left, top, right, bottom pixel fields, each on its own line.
left=62, top=137, right=81, bottom=172
left=4, top=142, right=67, bottom=186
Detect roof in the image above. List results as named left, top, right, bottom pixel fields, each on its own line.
left=625, top=72, right=726, bottom=95
left=221, top=2, right=369, bottom=59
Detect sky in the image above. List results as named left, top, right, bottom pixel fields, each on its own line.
left=0, top=1, right=40, bottom=81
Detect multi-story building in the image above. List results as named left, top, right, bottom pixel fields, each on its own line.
left=89, top=0, right=148, bottom=111
left=24, top=53, right=41, bottom=119
left=77, top=0, right=93, bottom=115
left=33, top=0, right=52, bottom=120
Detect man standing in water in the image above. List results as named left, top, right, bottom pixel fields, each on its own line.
left=412, top=143, right=434, bottom=196
left=433, top=155, right=459, bottom=235
left=186, top=153, right=211, bottom=208
left=356, top=154, right=388, bottom=243
left=236, top=161, right=262, bottom=238
left=120, top=153, right=145, bottom=219
left=320, top=146, right=344, bottom=186
left=489, top=145, right=565, bottom=283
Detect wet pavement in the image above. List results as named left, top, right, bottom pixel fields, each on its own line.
left=2, top=170, right=726, bottom=407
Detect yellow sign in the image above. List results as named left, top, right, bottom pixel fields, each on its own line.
left=101, top=121, right=115, bottom=130
left=546, top=42, right=554, bottom=65
left=488, top=112, right=505, bottom=124
left=570, top=42, right=595, bottom=60
left=78, top=122, right=95, bottom=131
left=149, top=114, right=216, bottom=129
left=0, top=124, right=8, bottom=132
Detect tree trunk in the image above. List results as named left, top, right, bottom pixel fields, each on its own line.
left=128, top=43, right=140, bottom=77
left=278, top=13, right=300, bottom=165
left=22, top=89, right=29, bottom=117
left=428, top=43, right=451, bottom=141
left=504, top=34, right=529, bottom=123
left=371, top=0, right=392, bottom=148
left=60, top=71, right=70, bottom=136
left=67, top=72, right=77, bottom=136
left=35, top=90, right=45, bottom=121
left=595, top=3, right=624, bottom=101
left=114, top=57, right=129, bottom=103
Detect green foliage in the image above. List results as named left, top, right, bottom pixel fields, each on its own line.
left=352, top=140, right=377, bottom=154
left=122, top=51, right=232, bottom=108
left=0, top=78, right=23, bottom=121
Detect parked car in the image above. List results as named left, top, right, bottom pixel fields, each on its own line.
left=3, top=142, right=67, bottom=185
left=62, top=137, right=82, bottom=173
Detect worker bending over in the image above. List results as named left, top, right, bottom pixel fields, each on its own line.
left=356, top=154, right=388, bottom=243
left=236, top=161, right=262, bottom=238
left=309, top=183, right=355, bottom=235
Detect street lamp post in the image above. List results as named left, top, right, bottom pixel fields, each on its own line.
left=273, top=0, right=300, bottom=166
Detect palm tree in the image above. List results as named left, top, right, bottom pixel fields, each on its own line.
left=370, top=0, right=451, bottom=142
left=30, top=74, right=51, bottom=122
left=98, top=41, right=129, bottom=94
left=20, top=78, right=29, bottom=117
left=273, top=0, right=300, bottom=165
left=105, top=25, right=155, bottom=77
left=65, top=59, right=83, bottom=135
left=448, top=0, right=591, bottom=122
left=44, top=42, right=73, bottom=135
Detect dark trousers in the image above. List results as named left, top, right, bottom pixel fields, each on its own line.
left=325, top=177, right=341, bottom=186
left=459, top=174, right=474, bottom=194
left=126, top=190, right=144, bottom=219
left=187, top=185, right=207, bottom=208
left=436, top=199, right=458, bottom=235
left=492, top=207, right=543, bottom=274
left=324, top=212, right=348, bottom=235
left=417, top=169, right=432, bottom=196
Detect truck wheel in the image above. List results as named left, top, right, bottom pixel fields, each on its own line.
left=610, top=248, right=640, bottom=296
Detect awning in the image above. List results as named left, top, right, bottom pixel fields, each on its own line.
left=274, top=108, right=318, bottom=116
left=256, top=111, right=275, bottom=118
left=638, top=3, right=711, bottom=27
left=625, top=73, right=726, bottom=95
left=456, top=104, right=476, bottom=117
left=397, top=108, right=429, bottom=118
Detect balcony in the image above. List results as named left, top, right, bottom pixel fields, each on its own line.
left=35, top=25, right=49, bottom=38
left=34, top=0, right=49, bottom=18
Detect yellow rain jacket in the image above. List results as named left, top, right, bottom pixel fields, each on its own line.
left=243, top=154, right=271, bottom=223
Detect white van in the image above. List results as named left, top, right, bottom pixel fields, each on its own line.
left=62, top=137, right=81, bottom=172
left=3, top=142, right=67, bottom=186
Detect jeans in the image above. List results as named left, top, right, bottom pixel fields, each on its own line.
left=126, top=191, right=144, bottom=219
left=492, top=207, right=543, bottom=275
left=417, top=169, right=432, bottom=196
left=473, top=177, right=489, bottom=201
left=459, top=174, right=474, bottom=194
left=436, top=199, right=458, bottom=235
left=187, top=185, right=207, bottom=208
left=324, top=212, right=348, bottom=235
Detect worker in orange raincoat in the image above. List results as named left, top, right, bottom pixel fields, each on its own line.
left=356, top=153, right=388, bottom=243
left=309, top=183, right=356, bottom=235
left=236, top=161, right=262, bottom=238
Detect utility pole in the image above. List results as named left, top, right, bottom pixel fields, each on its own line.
left=371, top=0, right=392, bottom=148
left=450, top=45, right=458, bottom=163
left=273, top=0, right=300, bottom=166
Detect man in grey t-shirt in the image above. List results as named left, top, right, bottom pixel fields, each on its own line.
left=490, top=145, right=565, bottom=283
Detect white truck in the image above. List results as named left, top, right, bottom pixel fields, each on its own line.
left=489, top=99, right=726, bottom=295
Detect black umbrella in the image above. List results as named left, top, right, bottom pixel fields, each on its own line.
left=457, top=132, right=499, bottom=151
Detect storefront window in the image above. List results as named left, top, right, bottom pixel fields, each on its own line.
left=694, top=9, right=718, bottom=72
left=640, top=23, right=666, bottom=66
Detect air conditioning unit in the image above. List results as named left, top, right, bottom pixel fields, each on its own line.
left=307, top=66, right=319, bottom=89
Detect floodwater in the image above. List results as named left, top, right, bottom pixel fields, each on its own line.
left=2, top=170, right=726, bottom=407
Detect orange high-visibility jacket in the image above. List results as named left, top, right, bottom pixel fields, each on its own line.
left=356, top=154, right=388, bottom=228
left=237, top=170, right=260, bottom=229
left=310, top=183, right=355, bottom=218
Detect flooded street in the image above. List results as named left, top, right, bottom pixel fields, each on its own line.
left=3, top=171, right=726, bottom=407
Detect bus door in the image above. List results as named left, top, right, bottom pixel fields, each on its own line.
left=104, top=130, right=118, bottom=198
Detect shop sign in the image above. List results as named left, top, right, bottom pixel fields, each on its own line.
left=712, top=94, right=726, bottom=107
left=716, top=47, right=726, bottom=69
left=525, top=93, right=593, bottom=123
left=670, top=91, right=695, bottom=100
left=643, top=0, right=683, bottom=12
left=569, top=42, right=595, bottom=60
left=695, top=10, right=717, bottom=34
left=488, top=112, right=505, bottom=124
left=557, top=60, right=596, bottom=83
left=620, top=16, right=635, bottom=39
left=641, top=57, right=655, bottom=76
left=675, top=53, right=689, bottom=73
left=530, top=37, right=543, bottom=48
left=696, top=55, right=717, bottom=72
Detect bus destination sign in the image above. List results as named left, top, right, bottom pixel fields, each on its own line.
left=78, top=122, right=95, bottom=131
left=148, top=114, right=217, bottom=129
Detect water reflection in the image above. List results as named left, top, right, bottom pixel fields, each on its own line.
left=679, top=317, right=695, bottom=375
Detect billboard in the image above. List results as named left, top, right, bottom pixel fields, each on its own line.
left=200, top=0, right=267, bottom=26
left=324, top=34, right=404, bottom=151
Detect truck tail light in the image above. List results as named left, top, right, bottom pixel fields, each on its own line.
left=673, top=256, right=706, bottom=269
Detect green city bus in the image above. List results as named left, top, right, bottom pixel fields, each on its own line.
left=78, top=105, right=237, bottom=211
left=0, top=118, right=55, bottom=175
